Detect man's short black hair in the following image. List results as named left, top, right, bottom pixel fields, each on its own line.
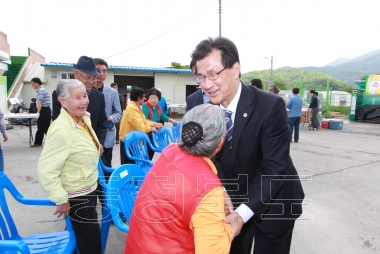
left=310, top=89, right=315, bottom=94
left=250, top=78, right=262, bottom=89
left=93, top=58, right=108, bottom=68
left=191, top=37, right=240, bottom=77
left=130, top=87, right=145, bottom=101
left=314, top=92, right=319, bottom=96
left=111, top=82, right=118, bottom=88
left=189, top=59, right=196, bottom=71
left=31, top=77, right=42, bottom=85
left=292, top=88, right=300, bottom=94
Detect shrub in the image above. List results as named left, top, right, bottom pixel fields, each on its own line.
left=328, top=106, right=350, bottom=116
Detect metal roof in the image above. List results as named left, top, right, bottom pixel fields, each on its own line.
left=41, top=62, right=192, bottom=73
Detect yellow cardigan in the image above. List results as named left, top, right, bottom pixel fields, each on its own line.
left=38, top=108, right=99, bottom=205
left=190, top=157, right=232, bottom=254
left=119, top=101, right=153, bottom=141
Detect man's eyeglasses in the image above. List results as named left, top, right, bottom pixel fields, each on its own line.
left=194, top=67, right=227, bottom=83
left=78, top=71, right=98, bottom=82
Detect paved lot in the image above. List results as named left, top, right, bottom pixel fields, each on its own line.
left=2, top=119, right=379, bottom=253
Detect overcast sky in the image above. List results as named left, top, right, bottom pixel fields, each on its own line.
left=2, top=0, right=379, bottom=73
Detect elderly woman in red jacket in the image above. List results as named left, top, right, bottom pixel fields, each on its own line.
left=125, top=104, right=238, bottom=254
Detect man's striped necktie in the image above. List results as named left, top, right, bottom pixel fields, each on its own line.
left=225, top=109, right=233, bottom=151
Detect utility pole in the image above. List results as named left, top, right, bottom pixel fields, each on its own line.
left=270, top=55, right=273, bottom=85
left=218, top=0, right=222, bottom=37
left=265, top=55, right=273, bottom=85
left=268, top=69, right=271, bottom=88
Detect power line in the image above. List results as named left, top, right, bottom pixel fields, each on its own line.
left=103, top=0, right=216, bottom=60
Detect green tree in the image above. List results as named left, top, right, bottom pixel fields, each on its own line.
left=171, top=62, right=188, bottom=69
left=274, top=80, right=287, bottom=91
left=338, top=85, right=353, bottom=93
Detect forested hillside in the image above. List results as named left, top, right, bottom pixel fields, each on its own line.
left=242, top=49, right=380, bottom=90
left=300, top=50, right=380, bottom=86
left=241, top=67, right=352, bottom=91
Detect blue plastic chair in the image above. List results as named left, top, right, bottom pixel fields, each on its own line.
left=97, top=158, right=115, bottom=254
left=0, top=172, right=77, bottom=253
left=0, top=240, right=30, bottom=253
left=151, top=126, right=175, bottom=151
left=123, top=131, right=161, bottom=172
left=106, top=164, right=146, bottom=233
left=171, top=122, right=182, bottom=142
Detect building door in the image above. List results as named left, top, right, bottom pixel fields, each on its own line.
left=186, top=85, right=198, bottom=99
left=114, top=75, right=154, bottom=94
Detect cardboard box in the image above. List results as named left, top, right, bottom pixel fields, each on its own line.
left=300, top=110, right=310, bottom=123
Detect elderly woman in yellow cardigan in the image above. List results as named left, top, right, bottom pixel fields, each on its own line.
left=119, top=87, right=163, bottom=165
left=38, top=79, right=101, bottom=254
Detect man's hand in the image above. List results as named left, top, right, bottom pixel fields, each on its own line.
left=99, top=144, right=104, bottom=156
left=36, top=113, right=40, bottom=118
left=223, top=190, right=234, bottom=216
left=107, top=116, right=113, bottom=121
left=3, top=135, right=8, bottom=142
left=225, top=212, right=245, bottom=240
left=54, top=202, right=70, bottom=219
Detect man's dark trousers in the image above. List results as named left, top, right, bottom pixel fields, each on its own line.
left=230, top=218, right=295, bottom=254
left=288, top=116, right=301, bottom=141
left=68, top=191, right=101, bottom=254
left=34, top=107, right=51, bottom=145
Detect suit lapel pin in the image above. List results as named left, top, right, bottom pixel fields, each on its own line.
left=243, top=113, right=247, bottom=117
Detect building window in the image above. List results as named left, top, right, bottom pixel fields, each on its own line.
left=60, top=72, right=74, bottom=80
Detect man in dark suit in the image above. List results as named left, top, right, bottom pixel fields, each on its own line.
left=52, top=56, right=107, bottom=154
left=186, top=59, right=210, bottom=111
left=186, top=88, right=203, bottom=112
left=191, top=37, right=305, bottom=254
left=111, top=82, right=124, bottom=144
left=250, top=78, right=263, bottom=89
left=51, top=90, right=60, bottom=121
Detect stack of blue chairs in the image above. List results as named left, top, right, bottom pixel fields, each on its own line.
left=171, top=122, right=182, bottom=142
left=123, top=131, right=161, bottom=173
left=151, top=126, right=175, bottom=151
left=105, top=164, right=145, bottom=233
left=97, top=162, right=146, bottom=253
left=98, top=158, right=115, bottom=253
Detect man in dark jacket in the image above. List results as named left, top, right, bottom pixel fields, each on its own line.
left=309, top=89, right=319, bottom=130
left=191, top=37, right=304, bottom=254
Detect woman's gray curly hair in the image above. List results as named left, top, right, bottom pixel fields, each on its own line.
left=179, top=104, right=226, bottom=157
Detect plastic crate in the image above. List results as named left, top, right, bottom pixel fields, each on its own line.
left=321, top=119, right=330, bottom=129
left=329, top=120, right=343, bottom=130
